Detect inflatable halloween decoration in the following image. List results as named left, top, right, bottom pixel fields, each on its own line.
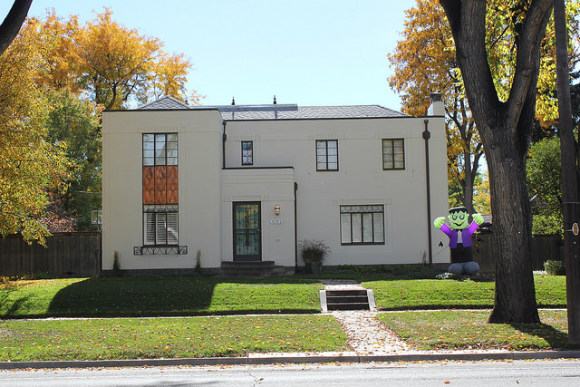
left=434, top=207, right=484, bottom=275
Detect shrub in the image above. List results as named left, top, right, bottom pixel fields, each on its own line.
left=544, top=260, right=565, bottom=275
left=195, top=250, right=202, bottom=274
left=298, top=239, right=330, bottom=263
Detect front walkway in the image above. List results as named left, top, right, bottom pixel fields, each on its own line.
left=320, top=280, right=412, bottom=355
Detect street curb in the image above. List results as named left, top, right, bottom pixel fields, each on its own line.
left=1, top=350, right=580, bottom=370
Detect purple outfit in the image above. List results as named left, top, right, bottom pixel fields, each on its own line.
left=439, top=221, right=479, bottom=248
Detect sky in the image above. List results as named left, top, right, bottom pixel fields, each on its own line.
left=2, top=0, right=418, bottom=110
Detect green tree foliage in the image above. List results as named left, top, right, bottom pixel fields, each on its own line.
left=0, top=8, right=200, bottom=234
left=0, top=18, right=70, bottom=243
left=485, top=0, right=580, bottom=129
left=46, top=90, right=101, bottom=231
left=527, top=136, right=562, bottom=235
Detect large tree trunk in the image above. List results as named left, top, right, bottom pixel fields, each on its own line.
left=439, top=0, right=553, bottom=323
left=485, top=127, right=539, bottom=323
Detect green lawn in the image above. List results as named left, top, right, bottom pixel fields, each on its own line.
left=0, top=276, right=323, bottom=318
left=378, top=309, right=569, bottom=350
left=364, top=275, right=566, bottom=310
left=0, top=274, right=567, bottom=318
left=0, top=274, right=572, bottom=360
left=0, top=315, right=348, bottom=361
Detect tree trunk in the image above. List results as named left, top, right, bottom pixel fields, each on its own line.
left=553, top=0, right=580, bottom=345
left=486, top=132, right=539, bottom=323
left=0, top=0, right=33, bottom=56
left=439, top=0, right=553, bottom=323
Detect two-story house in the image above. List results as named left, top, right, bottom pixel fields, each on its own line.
left=101, top=95, right=449, bottom=274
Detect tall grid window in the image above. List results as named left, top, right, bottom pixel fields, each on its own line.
left=316, top=140, right=338, bottom=171
left=382, top=139, right=405, bottom=170
left=142, top=133, right=178, bottom=246
left=340, top=205, right=385, bottom=245
left=241, top=141, right=253, bottom=165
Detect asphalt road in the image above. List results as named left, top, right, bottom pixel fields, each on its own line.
left=0, top=359, right=579, bottom=386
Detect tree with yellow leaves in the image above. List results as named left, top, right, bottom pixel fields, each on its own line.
left=0, top=7, right=197, bottom=241
left=388, top=0, right=483, bottom=215
left=31, top=8, right=194, bottom=109
left=32, top=9, right=83, bottom=93
left=0, top=17, right=70, bottom=243
left=389, top=0, right=579, bottom=215
left=78, top=9, right=192, bottom=109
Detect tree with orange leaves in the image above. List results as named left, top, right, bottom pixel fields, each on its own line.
left=32, top=8, right=195, bottom=109
left=389, top=0, right=579, bottom=215
left=388, top=0, right=483, bottom=214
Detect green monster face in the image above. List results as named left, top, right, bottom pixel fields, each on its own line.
left=448, top=209, right=469, bottom=230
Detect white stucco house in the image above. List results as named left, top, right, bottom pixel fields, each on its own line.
left=101, top=95, right=449, bottom=274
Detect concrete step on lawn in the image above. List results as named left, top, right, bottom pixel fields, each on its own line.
left=321, top=289, right=376, bottom=312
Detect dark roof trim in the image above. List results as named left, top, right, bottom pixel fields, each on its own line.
left=222, top=115, right=427, bottom=123
left=103, top=107, right=220, bottom=113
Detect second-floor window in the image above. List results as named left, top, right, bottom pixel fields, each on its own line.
left=383, top=139, right=405, bottom=170
left=316, top=139, right=338, bottom=171
left=242, top=141, right=253, bottom=165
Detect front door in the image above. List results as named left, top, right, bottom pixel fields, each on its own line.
left=233, top=202, right=262, bottom=261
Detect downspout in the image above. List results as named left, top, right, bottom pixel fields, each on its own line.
left=294, top=182, right=298, bottom=272
left=222, top=121, right=227, bottom=169
left=423, top=119, right=433, bottom=265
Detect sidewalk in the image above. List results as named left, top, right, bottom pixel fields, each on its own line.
left=1, top=280, right=579, bottom=370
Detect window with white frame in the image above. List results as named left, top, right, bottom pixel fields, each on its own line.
left=316, top=139, right=338, bottom=171
left=382, top=139, right=405, bottom=170
left=340, top=205, right=385, bottom=245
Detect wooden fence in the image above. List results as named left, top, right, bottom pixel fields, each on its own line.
left=0, top=232, right=101, bottom=278
left=473, top=233, right=562, bottom=274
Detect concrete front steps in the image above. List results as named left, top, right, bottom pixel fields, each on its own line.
left=220, top=261, right=286, bottom=277
left=320, top=289, right=376, bottom=312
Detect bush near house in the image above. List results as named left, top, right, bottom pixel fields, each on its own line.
left=544, top=260, right=566, bottom=275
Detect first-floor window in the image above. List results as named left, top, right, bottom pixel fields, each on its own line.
left=340, top=205, right=384, bottom=245
left=143, top=205, right=179, bottom=245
